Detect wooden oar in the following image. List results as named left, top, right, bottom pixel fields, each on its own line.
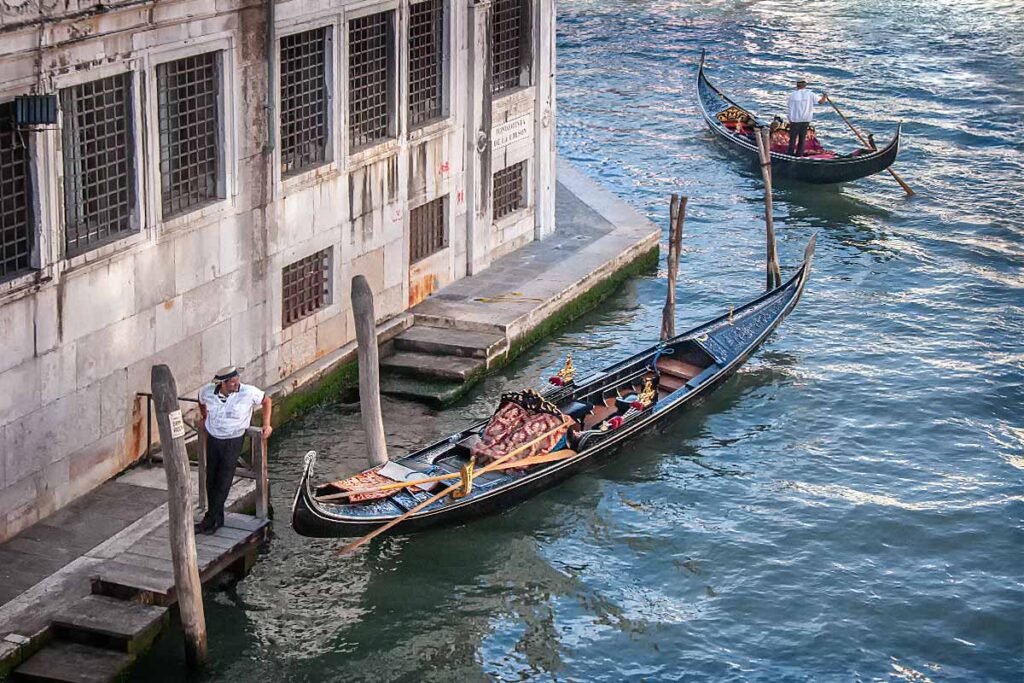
left=316, top=448, right=580, bottom=502
left=338, top=422, right=573, bottom=555
left=824, top=95, right=914, bottom=196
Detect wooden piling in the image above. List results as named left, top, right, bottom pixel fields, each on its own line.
left=756, top=128, right=783, bottom=290
left=351, top=275, right=389, bottom=467
left=660, top=194, right=687, bottom=341
left=150, top=364, right=207, bottom=670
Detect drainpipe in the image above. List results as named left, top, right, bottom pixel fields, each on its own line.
left=264, top=0, right=276, bottom=157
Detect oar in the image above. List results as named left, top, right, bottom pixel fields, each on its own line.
left=316, top=448, right=580, bottom=502
left=338, top=421, right=573, bottom=555
left=824, top=94, right=914, bottom=196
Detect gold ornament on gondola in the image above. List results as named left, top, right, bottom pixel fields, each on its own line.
left=637, top=376, right=656, bottom=407
left=558, top=353, right=576, bottom=383
left=451, top=459, right=475, bottom=499
left=728, top=305, right=735, bottom=326
left=549, top=353, right=577, bottom=386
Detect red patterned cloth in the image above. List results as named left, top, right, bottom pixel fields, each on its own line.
left=471, top=402, right=569, bottom=468
left=770, top=127, right=827, bottom=155
left=328, top=467, right=427, bottom=503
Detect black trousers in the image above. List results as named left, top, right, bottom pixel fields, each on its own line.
left=203, top=435, right=244, bottom=525
left=788, top=121, right=810, bottom=156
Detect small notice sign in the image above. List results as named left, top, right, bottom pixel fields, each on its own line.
left=169, top=410, right=186, bottom=439
left=492, top=115, right=531, bottom=149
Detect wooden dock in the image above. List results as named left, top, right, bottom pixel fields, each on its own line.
left=2, top=428, right=271, bottom=682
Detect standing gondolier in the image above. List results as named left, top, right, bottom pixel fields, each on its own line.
left=195, top=366, right=272, bottom=534
left=786, top=78, right=828, bottom=156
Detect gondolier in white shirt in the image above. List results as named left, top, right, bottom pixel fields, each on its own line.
left=195, top=366, right=272, bottom=533
left=786, top=78, right=828, bottom=156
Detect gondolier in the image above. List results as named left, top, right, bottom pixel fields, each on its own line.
left=786, top=78, right=828, bottom=156
left=195, top=366, right=272, bottom=534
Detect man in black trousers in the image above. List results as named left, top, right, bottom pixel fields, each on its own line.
left=195, top=366, right=272, bottom=534
left=786, top=78, right=828, bottom=156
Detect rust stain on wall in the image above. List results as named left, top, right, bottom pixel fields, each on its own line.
left=408, top=272, right=439, bottom=307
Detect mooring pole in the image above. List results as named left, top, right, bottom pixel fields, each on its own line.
left=151, top=364, right=207, bottom=670
left=756, top=128, right=782, bottom=290
left=351, top=275, right=388, bottom=467
left=660, top=194, right=687, bottom=341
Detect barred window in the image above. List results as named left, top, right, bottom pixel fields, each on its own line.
left=282, top=248, right=331, bottom=327
left=157, top=52, right=221, bottom=218
left=410, top=196, right=447, bottom=263
left=409, top=0, right=444, bottom=127
left=61, top=74, right=136, bottom=256
left=493, top=161, right=525, bottom=219
left=1, top=102, right=33, bottom=281
left=280, top=28, right=329, bottom=175
left=491, top=0, right=529, bottom=94
left=349, top=12, right=395, bottom=149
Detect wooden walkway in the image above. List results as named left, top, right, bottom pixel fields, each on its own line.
left=0, top=464, right=268, bottom=682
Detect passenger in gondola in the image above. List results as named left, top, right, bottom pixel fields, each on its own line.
left=786, top=78, right=828, bottom=156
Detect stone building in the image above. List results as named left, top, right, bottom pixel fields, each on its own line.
left=0, top=0, right=555, bottom=542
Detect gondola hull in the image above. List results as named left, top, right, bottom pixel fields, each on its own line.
left=292, top=236, right=816, bottom=539
left=697, top=53, right=901, bottom=184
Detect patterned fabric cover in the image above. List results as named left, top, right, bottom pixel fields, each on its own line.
left=470, top=391, right=570, bottom=468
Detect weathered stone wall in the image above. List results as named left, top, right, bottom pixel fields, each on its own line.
left=0, top=0, right=555, bottom=542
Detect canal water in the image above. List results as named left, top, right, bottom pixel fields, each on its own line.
left=135, top=0, right=1023, bottom=680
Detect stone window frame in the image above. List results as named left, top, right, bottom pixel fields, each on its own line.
left=408, top=0, right=449, bottom=130
left=155, top=51, right=225, bottom=220
left=0, top=100, right=37, bottom=285
left=276, top=21, right=340, bottom=190
left=281, top=246, right=333, bottom=329
left=273, top=233, right=341, bottom=341
left=50, top=61, right=150, bottom=272
left=491, top=0, right=533, bottom=97
left=492, top=158, right=529, bottom=223
left=343, top=2, right=400, bottom=165
left=142, top=35, right=238, bottom=237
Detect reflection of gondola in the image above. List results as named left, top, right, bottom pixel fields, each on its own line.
left=292, top=237, right=816, bottom=540
left=697, top=51, right=901, bottom=184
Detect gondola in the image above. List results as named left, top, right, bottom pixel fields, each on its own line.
left=697, top=51, right=901, bottom=184
left=292, top=235, right=817, bottom=539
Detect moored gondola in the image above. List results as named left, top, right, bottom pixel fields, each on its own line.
left=291, top=235, right=817, bottom=540
left=697, top=52, right=901, bottom=184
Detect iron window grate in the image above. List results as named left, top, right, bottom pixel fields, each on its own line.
left=349, top=11, right=394, bottom=149
left=409, top=0, right=444, bottom=127
left=410, top=196, right=447, bottom=263
left=61, top=73, right=136, bottom=257
left=0, top=102, right=33, bottom=281
left=491, top=0, right=527, bottom=94
left=282, top=247, right=331, bottom=327
left=280, top=28, right=329, bottom=175
left=157, top=51, right=221, bottom=219
left=493, top=161, right=525, bottom=219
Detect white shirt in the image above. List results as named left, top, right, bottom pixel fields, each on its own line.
left=787, top=89, right=821, bottom=123
left=199, top=383, right=265, bottom=439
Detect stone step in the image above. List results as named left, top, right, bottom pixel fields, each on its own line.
left=380, top=351, right=486, bottom=383
left=393, top=325, right=508, bottom=360
left=14, top=642, right=134, bottom=683
left=51, top=596, right=168, bottom=654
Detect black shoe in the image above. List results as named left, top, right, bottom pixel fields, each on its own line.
left=194, top=517, right=214, bottom=534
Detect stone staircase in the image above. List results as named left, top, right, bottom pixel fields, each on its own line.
left=380, top=325, right=509, bottom=405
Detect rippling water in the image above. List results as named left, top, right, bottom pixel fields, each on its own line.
left=135, top=1, right=1023, bottom=680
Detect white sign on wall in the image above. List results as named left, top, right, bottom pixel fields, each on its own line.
left=492, top=115, right=531, bottom=149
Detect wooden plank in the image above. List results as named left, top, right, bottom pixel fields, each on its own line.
left=658, top=374, right=686, bottom=392
left=52, top=595, right=169, bottom=654
left=94, top=560, right=176, bottom=599
left=657, top=358, right=703, bottom=380
left=15, top=641, right=134, bottom=683
left=222, top=513, right=267, bottom=533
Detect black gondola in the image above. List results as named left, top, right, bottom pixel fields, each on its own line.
left=697, top=52, right=901, bottom=184
left=292, top=236, right=817, bottom=539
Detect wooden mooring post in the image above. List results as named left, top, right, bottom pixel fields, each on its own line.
left=352, top=275, right=389, bottom=467
left=660, top=194, right=687, bottom=340
left=151, top=364, right=208, bottom=670
left=756, top=127, right=783, bottom=290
